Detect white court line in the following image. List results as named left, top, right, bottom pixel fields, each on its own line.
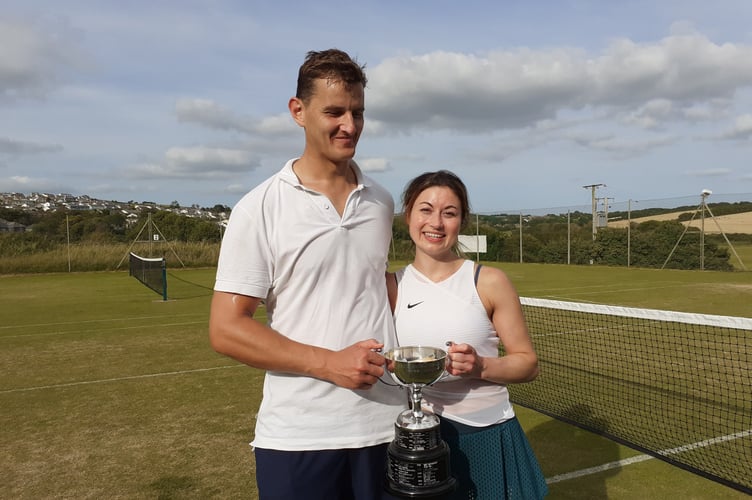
left=523, top=281, right=685, bottom=295
left=1, top=320, right=208, bottom=339
left=539, top=296, right=603, bottom=304
left=0, top=313, right=207, bottom=330
left=0, top=364, right=243, bottom=394
left=525, top=282, right=691, bottom=300
left=546, top=454, right=654, bottom=484
left=531, top=326, right=611, bottom=338
left=546, top=429, right=752, bottom=484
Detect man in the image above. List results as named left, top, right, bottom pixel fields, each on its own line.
left=209, top=49, right=403, bottom=499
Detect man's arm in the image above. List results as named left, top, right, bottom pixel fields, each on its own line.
left=209, top=291, right=388, bottom=390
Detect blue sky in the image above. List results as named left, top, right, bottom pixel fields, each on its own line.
left=2, top=1, right=752, bottom=214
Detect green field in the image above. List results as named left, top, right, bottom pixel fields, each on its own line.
left=1, top=264, right=750, bottom=499
left=723, top=241, right=752, bottom=271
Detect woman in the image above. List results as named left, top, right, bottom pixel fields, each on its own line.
left=387, top=170, right=548, bottom=499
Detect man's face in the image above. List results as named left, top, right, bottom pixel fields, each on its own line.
left=293, top=78, right=365, bottom=164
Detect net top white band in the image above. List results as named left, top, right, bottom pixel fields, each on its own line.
left=520, top=297, right=752, bottom=331
left=129, top=252, right=165, bottom=263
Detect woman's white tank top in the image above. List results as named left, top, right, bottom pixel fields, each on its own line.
left=394, top=260, right=515, bottom=426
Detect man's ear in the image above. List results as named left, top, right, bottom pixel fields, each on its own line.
left=289, top=97, right=305, bottom=127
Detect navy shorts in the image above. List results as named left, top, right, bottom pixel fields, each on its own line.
left=255, top=444, right=400, bottom=500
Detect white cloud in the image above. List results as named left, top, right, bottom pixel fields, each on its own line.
left=718, top=114, right=752, bottom=140
left=358, top=157, right=390, bottom=172
left=0, top=174, right=69, bottom=193
left=126, top=146, right=259, bottom=179
left=165, top=146, right=252, bottom=169
left=681, top=99, right=732, bottom=122
left=255, top=113, right=297, bottom=135
left=6, top=175, right=32, bottom=185
left=0, top=137, right=62, bottom=154
left=685, top=168, right=733, bottom=177
left=622, top=99, right=675, bottom=129
left=225, top=183, right=249, bottom=195
left=568, top=132, right=677, bottom=159
left=0, top=16, right=86, bottom=101
left=366, top=33, right=752, bottom=134
left=175, top=98, right=255, bottom=134
left=176, top=99, right=298, bottom=137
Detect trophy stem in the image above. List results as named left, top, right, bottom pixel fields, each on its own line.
left=410, top=384, right=425, bottom=421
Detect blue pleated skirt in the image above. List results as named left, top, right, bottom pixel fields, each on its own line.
left=439, top=416, right=548, bottom=500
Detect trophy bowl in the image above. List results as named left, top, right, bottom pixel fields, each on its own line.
left=384, top=346, right=447, bottom=386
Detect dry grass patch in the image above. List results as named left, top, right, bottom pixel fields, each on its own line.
left=610, top=211, right=752, bottom=234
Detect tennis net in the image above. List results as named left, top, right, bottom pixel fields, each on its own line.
left=515, top=297, right=752, bottom=494
left=128, top=252, right=167, bottom=301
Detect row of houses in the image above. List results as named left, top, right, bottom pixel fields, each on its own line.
left=2, top=192, right=166, bottom=213
left=0, top=192, right=228, bottom=232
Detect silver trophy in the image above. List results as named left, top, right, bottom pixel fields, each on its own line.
left=383, top=346, right=456, bottom=498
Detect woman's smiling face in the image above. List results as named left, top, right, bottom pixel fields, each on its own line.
left=406, top=186, right=463, bottom=260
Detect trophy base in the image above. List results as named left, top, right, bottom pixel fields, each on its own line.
left=385, top=479, right=457, bottom=500
left=385, top=436, right=456, bottom=499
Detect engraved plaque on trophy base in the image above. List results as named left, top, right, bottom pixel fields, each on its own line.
left=385, top=424, right=456, bottom=498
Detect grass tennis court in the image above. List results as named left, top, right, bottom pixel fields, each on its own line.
left=1, top=264, right=749, bottom=499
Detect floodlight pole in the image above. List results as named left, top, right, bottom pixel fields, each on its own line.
left=583, top=184, right=606, bottom=241
left=476, top=213, right=480, bottom=262
left=148, top=213, right=154, bottom=256
left=627, top=199, right=638, bottom=268
left=700, top=191, right=709, bottom=271
left=519, top=212, right=523, bottom=263
left=627, top=200, right=631, bottom=267
left=602, top=197, right=614, bottom=226
left=567, top=210, right=571, bottom=265
left=66, top=215, right=71, bottom=273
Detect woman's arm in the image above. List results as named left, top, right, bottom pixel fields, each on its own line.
left=446, top=265, right=539, bottom=384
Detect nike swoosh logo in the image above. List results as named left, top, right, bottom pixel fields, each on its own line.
left=407, top=301, right=424, bottom=309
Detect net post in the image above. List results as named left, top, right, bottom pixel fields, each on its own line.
left=161, top=258, right=167, bottom=301
left=129, top=252, right=168, bottom=300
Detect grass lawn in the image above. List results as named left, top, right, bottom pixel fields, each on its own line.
left=1, top=264, right=749, bottom=498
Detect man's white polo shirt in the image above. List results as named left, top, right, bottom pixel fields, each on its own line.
left=215, top=159, right=403, bottom=450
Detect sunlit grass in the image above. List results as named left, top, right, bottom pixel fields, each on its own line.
left=0, top=266, right=749, bottom=499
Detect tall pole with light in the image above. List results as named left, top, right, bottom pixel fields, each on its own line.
left=583, top=184, right=606, bottom=241
left=519, top=212, right=523, bottom=263
left=627, top=199, right=638, bottom=268
left=567, top=210, right=571, bottom=265
left=700, top=189, right=711, bottom=271
left=475, top=213, right=479, bottom=262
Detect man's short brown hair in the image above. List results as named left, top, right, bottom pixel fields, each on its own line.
left=296, top=49, right=367, bottom=103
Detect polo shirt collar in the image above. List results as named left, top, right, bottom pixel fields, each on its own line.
left=280, top=158, right=368, bottom=190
